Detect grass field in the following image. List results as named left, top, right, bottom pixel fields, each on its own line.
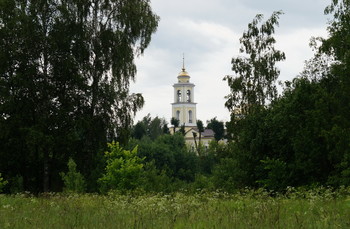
left=1, top=188, right=350, bottom=228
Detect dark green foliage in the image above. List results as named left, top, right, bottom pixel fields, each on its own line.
left=218, top=3, right=350, bottom=192
left=212, top=157, right=247, bottom=191
left=221, top=67, right=350, bottom=191
left=0, top=173, right=7, bottom=193
left=132, top=122, right=147, bottom=140
left=131, top=114, right=169, bottom=140
left=129, top=134, right=198, bottom=183
left=139, top=161, right=173, bottom=192
left=0, top=0, right=159, bottom=193
left=206, top=117, right=225, bottom=141
left=179, top=124, right=186, bottom=135
left=170, top=117, right=179, bottom=133
left=220, top=75, right=350, bottom=191
left=196, top=119, right=204, bottom=142
left=162, top=123, right=170, bottom=135
left=258, top=158, right=289, bottom=192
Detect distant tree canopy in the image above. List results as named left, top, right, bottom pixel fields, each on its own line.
left=206, top=117, right=224, bottom=141
left=0, top=0, right=159, bottom=193
left=131, top=114, right=169, bottom=140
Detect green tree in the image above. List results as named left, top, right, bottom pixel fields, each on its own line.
left=217, top=12, right=286, bottom=191
left=99, top=142, right=144, bottom=193
left=162, top=123, right=170, bottom=135
left=149, top=117, right=166, bottom=140
left=0, top=0, right=159, bottom=192
left=196, top=120, right=204, bottom=142
left=171, top=117, right=180, bottom=134
left=194, top=119, right=204, bottom=156
left=224, top=11, right=285, bottom=115
left=295, top=0, right=350, bottom=186
left=60, top=158, right=86, bottom=193
left=132, top=114, right=169, bottom=140
left=207, top=117, right=225, bottom=141
left=179, top=124, right=186, bottom=135
left=132, top=122, right=147, bottom=140
left=192, top=132, right=198, bottom=154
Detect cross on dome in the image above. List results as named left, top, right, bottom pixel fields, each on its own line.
left=178, top=53, right=190, bottom=79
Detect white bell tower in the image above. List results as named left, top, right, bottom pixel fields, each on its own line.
left=171, top=56, right=197, bottom=127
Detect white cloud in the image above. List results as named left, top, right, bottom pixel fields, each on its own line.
left=276, top=27, right=328, bottom=82
left=177, top=19, right=238, bottom=46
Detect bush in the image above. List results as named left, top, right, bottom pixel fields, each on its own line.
left=212, top=158, right=248, bottom=192
left=0, top=173, right=8, bottom=193
left=257, top=157, right=289, bottom=192
left=98, top=142, right=145, bottom=193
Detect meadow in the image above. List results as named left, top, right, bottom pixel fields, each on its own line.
left=0, top=187, right=349, bottom=229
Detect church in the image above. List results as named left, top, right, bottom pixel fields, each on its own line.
left=171, top=60, right=215, bottom=149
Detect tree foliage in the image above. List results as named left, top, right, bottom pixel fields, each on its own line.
left=206, top=117, right=225, bottom=141
left=218, top=3, right=350, bottom=192
left=170, top=117, right=180, bottom=134
left=0, top=0, right=159, bottom=192
left=131, top=114, right=169, bottom=140
left=224, top=11, right=285, bottom=115
left=60, top=158, right=86, bottom=193
left=2, top=0, right=350, bottom=194
left=196, top=119, right=204, bottom=142
left=99, top=142, right=144, bottom=193
left=129, top=134, right=198, bottom=183
left=0, top=173, right=8, bottom=193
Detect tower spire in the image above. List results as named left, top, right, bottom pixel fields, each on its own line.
left=182, top=53, right=185, bottom=71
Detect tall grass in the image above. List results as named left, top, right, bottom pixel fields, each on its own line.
left=1, top=187, right=349, bottom=228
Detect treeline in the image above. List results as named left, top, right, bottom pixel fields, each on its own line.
left=1, top=0, right=350, bottom=194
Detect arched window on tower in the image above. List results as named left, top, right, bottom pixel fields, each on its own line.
left=189, top=110, right=193, bottom=123
left=186, top=90, right=191, bottom=102
left=176, top=110, right=180, bottom=120
left=177, top=90, right=182, bottom=102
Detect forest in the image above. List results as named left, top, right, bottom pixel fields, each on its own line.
left=0, top=0, right=349, bottom=195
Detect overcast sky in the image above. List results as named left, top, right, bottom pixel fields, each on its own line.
left=130, top=0, right=330, bottom=124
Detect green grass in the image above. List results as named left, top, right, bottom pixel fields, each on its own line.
left=1, top=188, right=350, bottom=228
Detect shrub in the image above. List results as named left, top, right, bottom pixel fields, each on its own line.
left=99, top=142, right=145, bottom=193
left=0, top=173, right=8, bottom=193
left=258, top=157, right=289, bottom=192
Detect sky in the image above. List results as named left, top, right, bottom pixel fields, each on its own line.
left=130, top=0, right=330, bottom=124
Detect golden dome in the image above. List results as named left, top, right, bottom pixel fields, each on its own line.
left=178, top=68, right=189, bottom=77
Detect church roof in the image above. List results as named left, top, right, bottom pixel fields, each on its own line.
left=201, top=129, right=215, bottom=137
left=185, top=128, right=215, bottom=138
